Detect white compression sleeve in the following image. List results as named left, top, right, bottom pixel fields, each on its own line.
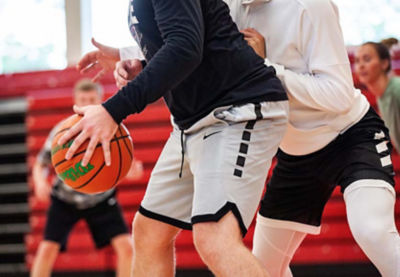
left=344, top=180, right=400, bottom=277
left=252, top=214, right=307, bottom=277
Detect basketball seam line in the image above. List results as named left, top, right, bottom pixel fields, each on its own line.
left=113, top=134, right=123, bottom=187
left=119, top=126, right=133, bottom=159
left=54, top=127, right=70, bottom=137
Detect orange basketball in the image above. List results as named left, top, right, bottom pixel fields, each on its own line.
left=50, top=114, right=133, bottom=194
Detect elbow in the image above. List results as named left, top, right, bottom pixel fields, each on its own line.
left=336, top=101, right=353, bottom=114
left=169, top=36, right=203, bottom=69
left=336, top=84, right=356, bottom=114
left=184, top=43, right=203, bottom=69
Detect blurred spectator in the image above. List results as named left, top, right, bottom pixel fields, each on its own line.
left=30, top=79, right=143, bottom=277
left=355, top=42, right=400, bottom=151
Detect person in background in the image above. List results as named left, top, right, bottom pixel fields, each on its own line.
left=355, top=42, right=400, bottom=152
left=30, top=79, right=143, bottom=277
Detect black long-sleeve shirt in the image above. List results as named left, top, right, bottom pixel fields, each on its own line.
left=103, top=0, right=287, bottom=130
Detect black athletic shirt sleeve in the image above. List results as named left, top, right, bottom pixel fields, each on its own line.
left=103, top=0, right=204, bottom=124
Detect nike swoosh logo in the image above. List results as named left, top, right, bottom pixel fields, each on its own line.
left=203, top=131, right=222, bottom=140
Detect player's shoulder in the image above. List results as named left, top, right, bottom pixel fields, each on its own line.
left=296, top=0, right=338, bottom=19
left=391, top=77, right=400, bottom=86
left=390, top=77, right=400, bottom=94
left=296, top=0, right=339, bottom=25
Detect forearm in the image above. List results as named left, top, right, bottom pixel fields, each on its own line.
left=104, top=43, right=202, bottom=123
left=32, top=162, right=48, bottom=187
left=265, top=60, right=356, bottom=114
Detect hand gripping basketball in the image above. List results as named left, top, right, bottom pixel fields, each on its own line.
left=52, top=112, right=133, bottom=193
left=58, top=104, right=116, bottom=166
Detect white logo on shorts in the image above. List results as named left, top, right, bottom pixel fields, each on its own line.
left=374, top=131, right=385, bottom=140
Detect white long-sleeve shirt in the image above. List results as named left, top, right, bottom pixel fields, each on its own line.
left=119, top=45, right=144, bottom=61
left=226, top=0, right=370, bottom=155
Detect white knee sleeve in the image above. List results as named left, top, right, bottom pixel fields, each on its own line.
left=252, top=214, right=307, bottom=277
left=344, top=180, right=400, bottom=277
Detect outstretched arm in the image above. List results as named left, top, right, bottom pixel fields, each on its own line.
left=59, top=0, right=205, bottom=166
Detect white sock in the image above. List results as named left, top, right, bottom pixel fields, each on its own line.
left=252, top=214, right=307, bottom=277
left=344, top=180, right=400, bottom=277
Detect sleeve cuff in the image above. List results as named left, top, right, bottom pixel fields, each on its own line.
left=119, top=46, right=145, bottom=60
left=102, top=92, right=132, bottom=124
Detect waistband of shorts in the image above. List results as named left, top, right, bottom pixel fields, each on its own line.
left=172, top=100, right=289, bottom=134
left=277, top=107, right=381, bottom=161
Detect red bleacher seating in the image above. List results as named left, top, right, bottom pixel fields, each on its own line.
left=0, top=49, right=399, bottom=273
left=0, top=68, right=115, bottom=98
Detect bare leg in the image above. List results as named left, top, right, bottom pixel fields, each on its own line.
left=111, top=234, right=134, bottom=277
left=193, top=212, right=269, bottom=277
left=30, top=240, right=60, bottom=277
left=132, top=213, right=181, bottom=277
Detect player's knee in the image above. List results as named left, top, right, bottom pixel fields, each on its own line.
left=132, top=215, right=154, bottom=248
left=193, top=231, right=220, bottom=262
left=350, top=219, right=387, bottom=246
left=37, top=241, right=60, bottom=259
left=113, top=237, right=133, bottom=258
left=132, top=213, right=177, bottom=250
left=193, top=223, right=229, bottom=260
left=120, top=243, right=134, bottom=259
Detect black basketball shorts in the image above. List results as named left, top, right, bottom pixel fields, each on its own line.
left=44, top=194, right=128, bottom=251
left=259, top=107, right=395, bottom=234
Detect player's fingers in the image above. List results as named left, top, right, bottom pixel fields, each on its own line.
left=246, top=28, right=258, bottom=33
left=241, top=29, right=255, bottom=38
left=101, top=139, right=111, bottom=166
left=73, top=105, right=86, bottom=115
left=92, top=38, right=119, bottom=58
left=80, top=61, right=101, bottom=75
left=116, top=78, right=128, bottom=89
left=248, top=28, right=265, bottom=41
left=65, top=129, right=89, bottom=160
left=77, top=51, right=98, bottom=71
left=113, top=68, right=121, bottom=87
left=243, top=28, right=260, bottom=35
left=114, top=69, right=128, bottom=89
left=58, top=119, right=83, bottom=145
left=116, top=64, right=129, bottom=79
left=243, top=37, right=254, bottom=45
left=92, top=69, right=106, bottom=83
left=249, top=28, right=262, bottom=35
left=81, top=135, right=99, bottom=167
